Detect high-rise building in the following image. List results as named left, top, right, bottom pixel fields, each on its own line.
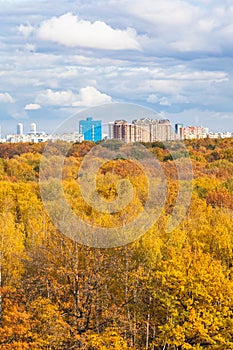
left=110, top=118, right=172, bottom=143
left=79, top=117, right=102, bottom=142
left=133, top=118, right=154, bottom=142
left=157, top=119, right=172, bottom=141
left=30, top=123, right=37, bottom=134
left=112, top=120, right=135, bottom=143
left=175, top=123, right=183, bottom=139
left=108, top=122, right=114, bottom=140
left=17, top=123, right=24, bottom=135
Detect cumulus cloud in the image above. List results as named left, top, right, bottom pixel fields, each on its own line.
left=120, top=0, right=227, bottom=54
left=36, top=89, right=76, bottom=106
left=37, top=13, right=140, bottom=50
left=2, top=0, right=233, bottom=132
left=36, top=86, right=112, bottom=107
left=0, top=93, right=15, bottom=103
left=73, top=86, right=112, bottom=106
left=24, top=103, right=41, bottom=110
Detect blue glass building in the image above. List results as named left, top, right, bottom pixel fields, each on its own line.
left=79, top=117, right=102, bottom=142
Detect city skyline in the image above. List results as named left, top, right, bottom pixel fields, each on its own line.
left=0, top=117, right=223, bottom=137
left=1, top=116, right=232, bottom=144
left=1, top=1, right=233, bottom=133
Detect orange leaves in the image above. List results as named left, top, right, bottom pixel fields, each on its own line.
left=0, top=138, right=233, bottom=349
left=28, top=297, right=72, bottom=348
left=0, top=288, right=33, bottom=349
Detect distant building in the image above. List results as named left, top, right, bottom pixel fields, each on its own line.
left=175, top=123, right=183, bottom=139
left=108, top=122, right=114, bottom=140
left=6, top=132, right=49, bottom=143
left=133, top=118, right=154, bottom=142
left=207, top=132, right=233, bottom=139
left=180, top=126, right=207, bottom=140
left=112, top=120, right=135, bottom=143
left=79, top=117, right=102, bottom=142
left=30, top=123, right=37, bottom=134
left=110, top=118, right=172, bottom=143
left=0, top=120, right=232, bottom=144
left=156, top=119, right=172, bottom=141
left=17, top=123, right=24, bottom=135
left=175, top=123, right=183, bottom=134
left=52, top=132, right=84, bottom=143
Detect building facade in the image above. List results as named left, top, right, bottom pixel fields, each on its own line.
left=17, top=123, right=24, bottom=135
left=110, top=118, right=172, bottom=143
left=79, top=117, right=102, bottom=142
left=112, top=120, right=135, bottom=143
left=30, top=123, right=37, bottom=134
left=179, top=126, right=209, bottom=140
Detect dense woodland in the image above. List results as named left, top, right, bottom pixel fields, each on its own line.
left=0, top=138, right=233, bottom=349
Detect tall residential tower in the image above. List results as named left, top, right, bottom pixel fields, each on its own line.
left=110, top=118, right=172, bottom=143
left=17, top=123, right=24, bottom=135
left=79, top=117, right=102, bottom=142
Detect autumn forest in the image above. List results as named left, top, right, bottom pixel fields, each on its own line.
left=0, top=138, right=233, bottom=349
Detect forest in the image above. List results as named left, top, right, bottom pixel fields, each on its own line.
left=0, top=137, right=233, bottom=349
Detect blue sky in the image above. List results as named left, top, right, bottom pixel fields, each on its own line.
left=1, top=0, right=233, bottom=134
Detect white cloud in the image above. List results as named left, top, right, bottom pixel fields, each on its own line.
left=142, top=79, right=183, bottom=94
left=24, top=43, right=36, bottom=52
left=36, top=89, right=76, bottom=106
left=165, top=70, right=228, bottom=82
left=37, top=13, right=141, bottom=50
left=126, top=0, right=199, bottom=27
left=147, top=94, right=159, bottom=103
left=2, top=0, right=233, bottom=133
left=74, top=86, right=112, bottom=106
left=24, top=103, right=41, bottom=110
left=0, top=92, right=15, bottom=103
left=18, top=23, right=34, bottom=37
left=36, top=86, right=112, bottom=107
left=159, top=97, right=171, bottom=106
left=147, top=94, right=171, bottom=106
left=120, top=0, right=226, bottom=54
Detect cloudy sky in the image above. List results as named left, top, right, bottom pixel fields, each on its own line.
left=1, top=0, right=233, bottom=134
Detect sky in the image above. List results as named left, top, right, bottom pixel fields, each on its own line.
left=1, top=0, right=233, bottom=134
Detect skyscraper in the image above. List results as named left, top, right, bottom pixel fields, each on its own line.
left=112, top=120, right=135, bottom=143
left=79, top=117, right=102, bottom=142
left=157, top=119, right=172, bottom=141
left=17, top=123, right=23, bottom=135
left=175, top=123, right=183, bottom=140
left=30, top=123, right=37, bottom=134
